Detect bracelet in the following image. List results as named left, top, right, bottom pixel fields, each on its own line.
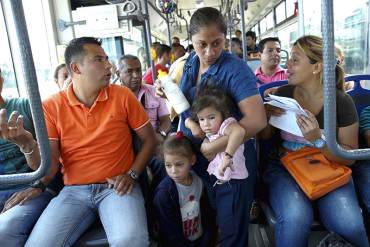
left=21, top=140, right=37, bottom=155
left=224, top=152, right=233, bottom=159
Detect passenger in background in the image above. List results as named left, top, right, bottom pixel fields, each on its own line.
left=172, top=36, right=180, bottom=45
left=230, top=38, right=243, bottom=58
left=150, top=41, right=161, bottom=62
left=260, top=35, right=368, bottom=247
left=119, top=55, right=171, bottom=140
left=186, top=44, right=194, bottom=54
left=153, top=133, right=216, bottom=247
left=26, top=37, right=156, bottom=247
left=157, top=7, right=266, bottom=247
left=171, top=43, right=186, bottom=62
left=118, top=53, right=169, bottom=201
left=0, top=67, right=56, bottom=247
left=352, top=105, right=370, bottom=231
left=255, top=37, right=288, bottom=87
left=53, top=63, right=69, bottom=90
left=235, top=29, right=242, bottom=40
left=246, top=30, right=259, bottom=55
left=143, top=44, right=171, bottom=85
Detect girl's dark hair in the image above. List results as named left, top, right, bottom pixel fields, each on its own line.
left=163, top=134, right=195, bottom=157
left=189, top=7, right=227, bottom=38
left=192, top=86, right=232, bottom=120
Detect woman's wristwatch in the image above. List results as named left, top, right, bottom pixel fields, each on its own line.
left=312, top=135, right=326, bottom=149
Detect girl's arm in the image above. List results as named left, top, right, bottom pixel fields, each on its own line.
left=218, top=122, right=245, bottom=176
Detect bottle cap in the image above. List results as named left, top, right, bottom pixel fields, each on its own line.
left=157, top=69, right=168, bottom=79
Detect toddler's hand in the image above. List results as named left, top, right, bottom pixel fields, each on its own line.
left=219, top=153, right=234, bottom=177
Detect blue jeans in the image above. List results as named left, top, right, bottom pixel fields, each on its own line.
left=263, top=162, right=369, bottom=247
left=0, top=187, right=54, bottom=247
left=353, top=160, right=370, bottom=221
left=25, top=183, right=149, bottom=247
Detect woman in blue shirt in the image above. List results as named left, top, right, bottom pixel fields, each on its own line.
left=169, top=7, right=266, bottom=247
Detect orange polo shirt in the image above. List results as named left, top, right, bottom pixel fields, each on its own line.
left=43, top=84, right=149, bottom=185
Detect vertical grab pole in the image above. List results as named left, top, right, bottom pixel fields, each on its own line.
left=0, top=0, right=51, bottom=184
left=143, top=0, right=156, bottom=83
left=322, top=0, right=370, bottom=159
left=240, top=0, right=248, bottom=61
left=166, top=14, right=172, bottom=45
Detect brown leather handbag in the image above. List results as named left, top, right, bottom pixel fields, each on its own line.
left=281, top=147, right=352, bottom=200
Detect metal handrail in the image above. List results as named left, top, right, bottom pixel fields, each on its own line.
left=0, top=0, right=51, bottom=184
left=322, top=0, right=370, bottom=159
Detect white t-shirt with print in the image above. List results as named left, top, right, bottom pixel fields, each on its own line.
left=175, top=171, right=203, bottom=241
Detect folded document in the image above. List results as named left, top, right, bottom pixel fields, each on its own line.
left=265, top=94, right=307, bottom=137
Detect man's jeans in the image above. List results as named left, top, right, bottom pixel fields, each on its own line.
left=25, top=183, right=149, bottom=247
left=264, top=161, right=369, bottom=247
left=0, top=187, right=54, bottom=247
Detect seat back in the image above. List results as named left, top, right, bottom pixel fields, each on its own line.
left=345, top=74, right=370, bottom=117
left=258, top=80, right=288, bottom=102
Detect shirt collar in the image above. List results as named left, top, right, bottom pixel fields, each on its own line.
left=66, top=82, right=109, bottom=106
left=186, top=50, right=226, bottom=77
left=255, top=66, right=285, bottom=76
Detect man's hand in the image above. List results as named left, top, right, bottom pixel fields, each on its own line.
left=106, top=174, right=135, bottom=196
left=1, top=187, right=43, bottom=213
left=0, top=109, right=34, bottom=151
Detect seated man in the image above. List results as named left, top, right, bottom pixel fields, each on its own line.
left=246, top=30, right=259, bottom=58
left=25, top=37, right=157, bottom=247
left=118, top=54, right=170, bottom=187
left=0, top=68, right=56, bottom=247
left=231, top=37, right=243, bottom=59
left=255, top=37, right=288, bottom=87
left=118, top=54, right=171, bottom=150
left=143, top=44, right=171, bottom=85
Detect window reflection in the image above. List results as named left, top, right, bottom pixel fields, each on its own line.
left=0, top=5, right=18, bottom=98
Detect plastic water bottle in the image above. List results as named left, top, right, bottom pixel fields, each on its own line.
left=158, top=70, right=190, bottom=115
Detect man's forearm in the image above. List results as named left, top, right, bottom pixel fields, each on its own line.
left=130, top=137, right=157, bottom=175
left=20, top=139, right=41, bottom=170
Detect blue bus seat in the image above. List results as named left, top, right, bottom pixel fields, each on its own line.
left=247, top=59, right=261, bottom=72
left=258, top=80, right=288, bottom=102
left=345, top=74, right=370, bottom=116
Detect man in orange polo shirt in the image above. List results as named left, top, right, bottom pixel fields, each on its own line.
left=26, top=37, right=156, bottom=247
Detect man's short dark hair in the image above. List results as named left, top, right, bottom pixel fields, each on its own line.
left=118, top=54, right=140, bottom=70
left=258, top=37, right=281, bottom=53
left=64, top=37, right=102, bottom=74
left=156, top=44, right=171, bottom=59
left=231, top=37, right=241, bottom=46
left=246, top=31, right=256, bottom=41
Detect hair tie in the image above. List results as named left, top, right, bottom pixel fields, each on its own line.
left=175, top=131, right=184, bottom=139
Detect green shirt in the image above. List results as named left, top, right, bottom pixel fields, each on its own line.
left=0, top=98, right=35, bottom=190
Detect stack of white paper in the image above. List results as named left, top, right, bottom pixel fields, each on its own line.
left=265, top=94, right=307, bottom=137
